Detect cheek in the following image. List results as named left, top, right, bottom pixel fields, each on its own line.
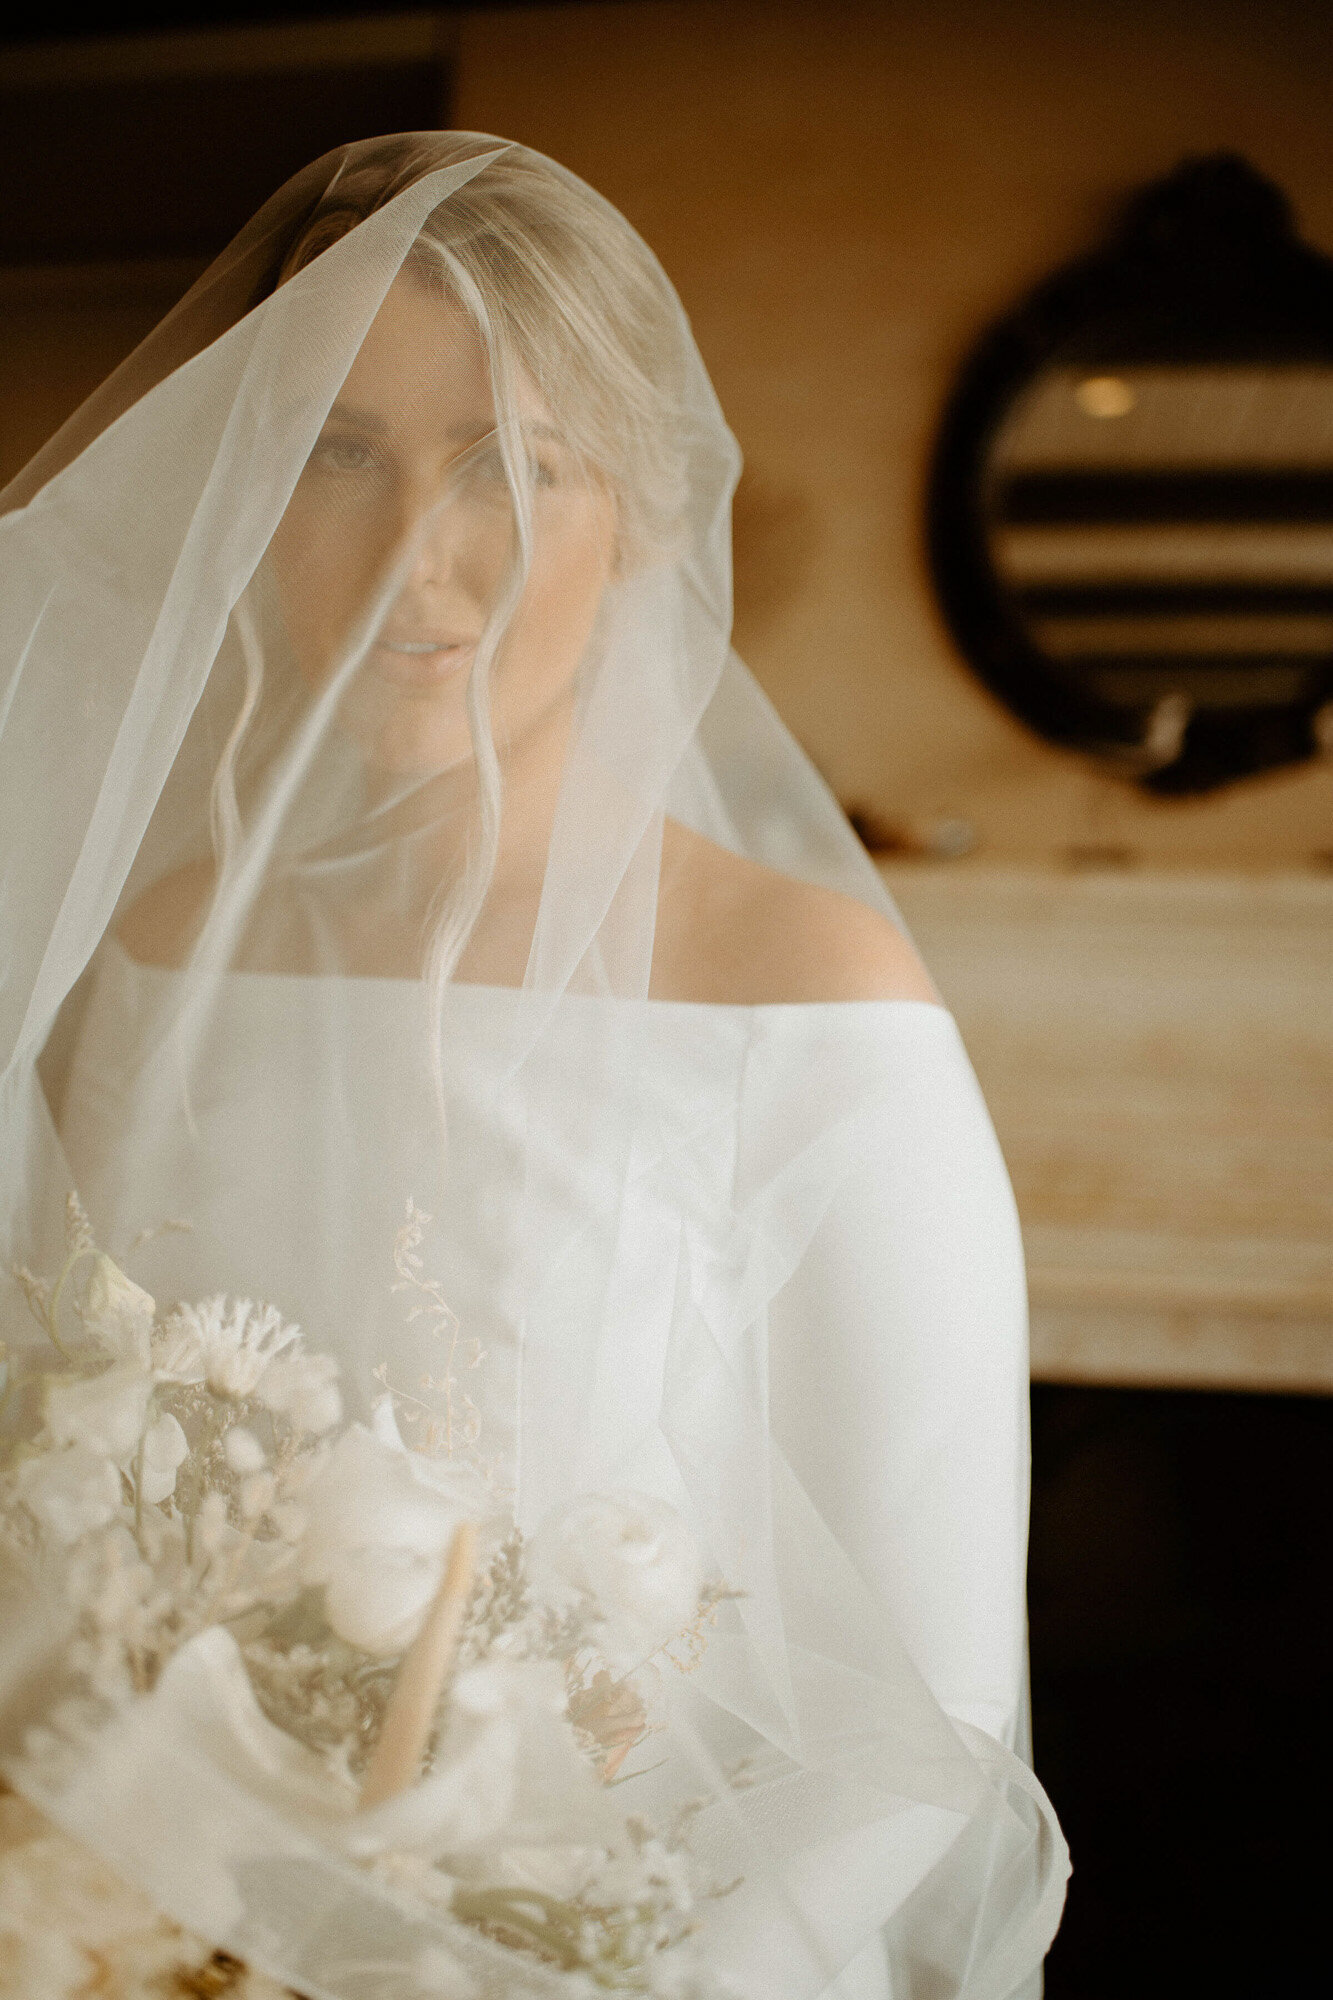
left=269, top=504, right=338, bottom=677
left=506, top=502, right=617, bottom=676
left=269, top=496, right=389, bottom=680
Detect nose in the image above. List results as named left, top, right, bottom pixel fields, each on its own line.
left=402, top=498, right=465, bottom=592
left=395, top=477, right=510, bottom=608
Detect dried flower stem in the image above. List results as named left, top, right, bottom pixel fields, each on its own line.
left=37, top=1191, right=98, bottom=1360
left=359, top=1519, right=478, bottom=1810
left=449, top=1884, right=588, bottom=1969
left=132, top=1431, right=146, bottom=1551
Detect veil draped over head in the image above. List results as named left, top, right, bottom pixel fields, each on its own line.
left=0, top=136, right=1066, bottom=1999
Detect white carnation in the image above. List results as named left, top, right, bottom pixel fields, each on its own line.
left=156, top=1298, right=300, bottom=1399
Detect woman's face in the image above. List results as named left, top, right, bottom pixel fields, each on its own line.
left=270, top=268, right=617, bottom=775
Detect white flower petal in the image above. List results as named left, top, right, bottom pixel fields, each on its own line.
left=323, top=1545, right=442, bottom=1655
left=223, top=1426, right=267, bottom=1474
left=155, top=1296, right=301, bottom=1400
left=16, top=1445, right=122, bottom=1544
left=84, top=1254, right=155, bottom=1369
left=298, top=1424, right=492, bottom=1653
left=239, top=1472, right=277, bottom=1521
left=257, top=1351, right=342, bottom=1435
left=151, top=1311, right=206, bottom=1385
left=45, top=1365, right=152, bottom=1464
left=138, top=1413, right=189, bottom=1504
left=195, top=1490, right=232, bottom=1558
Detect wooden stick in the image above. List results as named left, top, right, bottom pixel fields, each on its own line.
left=359, top=1520, right=478, bottom=1811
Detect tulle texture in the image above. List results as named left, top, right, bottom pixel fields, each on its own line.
left=0, top=136, right=1066, bottom=1998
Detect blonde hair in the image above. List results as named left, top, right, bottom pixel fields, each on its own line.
left=277, top=134, right=689, bottom=568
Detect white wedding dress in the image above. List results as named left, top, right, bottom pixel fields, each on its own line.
left=58, top=938, right=1033, bottom=1999
left=2, top=136, right=1063, bottom=2000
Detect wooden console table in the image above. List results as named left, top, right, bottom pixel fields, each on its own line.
left=884, top=864, right=1333, bottom=1394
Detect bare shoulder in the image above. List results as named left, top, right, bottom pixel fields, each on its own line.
left=655, top=821, right=938, bottom=1005
left=116, top=858, right=215, bottom=968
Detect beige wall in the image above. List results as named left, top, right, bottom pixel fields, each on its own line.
left=5, top=1, right=1332, bottom=863
left=453, top=0, right=1333, bottom=864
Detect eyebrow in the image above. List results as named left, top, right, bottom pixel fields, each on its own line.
left=324, top=401, right=390, bottom=434
left=323, top=402, right=565, bottom=446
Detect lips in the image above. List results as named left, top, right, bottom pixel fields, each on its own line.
left=371, top=632, right=477, bottom=688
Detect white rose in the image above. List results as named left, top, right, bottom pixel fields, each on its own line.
left=530, top=1491, right=703, bottom=1667
left=44, top=1365, right=152, bottom=1465
left=138, top=1411, right=189, bottom=1505
left=322, top=1545, right=442, bottom=1655
left=256, top=1350, right=342, bottom=1436
left=16, top=1445, right=122, bottom=1544
left=299, top=1420, right=487, bottom=1656
left=84, top=1254, right=155, bottom=1369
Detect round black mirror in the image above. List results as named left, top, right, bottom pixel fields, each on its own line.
left=928, top=155, right=1333, bottom=794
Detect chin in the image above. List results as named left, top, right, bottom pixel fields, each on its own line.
left=337, top=681, right=474, bottom=777
left=363, top=727, right=475, bottom=778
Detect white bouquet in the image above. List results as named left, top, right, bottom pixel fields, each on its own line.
left=0, top=1198, right=741, bottom=1999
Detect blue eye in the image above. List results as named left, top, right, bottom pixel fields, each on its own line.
left=310, top=434, right=381, bottom=474
left=458, top=444, right=558, bottom=490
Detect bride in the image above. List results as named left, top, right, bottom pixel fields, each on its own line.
left=0, top=136, right=1066, bottom=1998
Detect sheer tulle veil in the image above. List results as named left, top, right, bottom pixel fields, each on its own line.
left=0, top=135, right=1067, bottom=1998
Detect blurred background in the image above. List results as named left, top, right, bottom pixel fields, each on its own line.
left=2, top=2, right=1330, bottom=1991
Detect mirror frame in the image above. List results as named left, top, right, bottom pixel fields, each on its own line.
left=926, top=154, right=1333, bottom=795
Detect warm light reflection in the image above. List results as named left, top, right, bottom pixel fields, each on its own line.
left=1074, top=374, right=1137, bottom=418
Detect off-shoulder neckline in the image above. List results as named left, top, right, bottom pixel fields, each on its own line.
left=103, top=932, right=952, bottom=1021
